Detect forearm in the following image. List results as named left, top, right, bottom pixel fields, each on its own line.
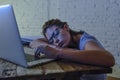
left=32, top=44, right=115, bottom=67
left=58, top=48, right=115, bottom=67
left=44, top=46, right=115, bottom=67
left=29, top=38, right=49, bottom=48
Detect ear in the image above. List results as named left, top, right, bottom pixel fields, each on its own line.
left=63, top=24, right=69, bottom=31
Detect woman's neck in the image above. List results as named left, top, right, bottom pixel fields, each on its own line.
left=68, top=34, right=82, bottom=48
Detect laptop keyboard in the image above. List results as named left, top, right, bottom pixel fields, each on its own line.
left=21, top=38, right=33, bottom=46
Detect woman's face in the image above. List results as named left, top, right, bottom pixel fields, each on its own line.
left=45, top=25, right=71, bottom=47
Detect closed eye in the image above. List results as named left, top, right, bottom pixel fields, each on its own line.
left=48, top=28, right=60, bottom=44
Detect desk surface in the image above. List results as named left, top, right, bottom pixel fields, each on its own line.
left=0, top=47, right=112, bottom=79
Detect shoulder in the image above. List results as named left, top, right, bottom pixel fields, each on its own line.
left=79, top=32, right=104, bottom=50
left=84, top=40, right=105, bottom=50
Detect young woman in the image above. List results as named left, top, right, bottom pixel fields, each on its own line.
left=29, top=19, right=115, bottom=80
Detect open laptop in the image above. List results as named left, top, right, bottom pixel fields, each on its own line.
left=0, top=4, right=54, bottom=68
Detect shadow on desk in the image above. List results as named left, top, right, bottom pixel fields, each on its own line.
left=0, top=72, right=81, bottom=80
left=0, top=59, right=112, bottom=80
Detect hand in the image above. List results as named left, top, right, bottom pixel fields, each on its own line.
left=34, top=48, right=41, bottom=60
left=34, top=45, right=46, bottom=60
left=34, top=45, right=61, bottom=59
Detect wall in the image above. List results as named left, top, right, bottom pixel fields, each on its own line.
left=0, top=0, right=120, bottom=78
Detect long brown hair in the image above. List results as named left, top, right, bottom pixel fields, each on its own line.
left=42, top=19, right=84, bottom=48
left=42, top=19, right=83, bottom=38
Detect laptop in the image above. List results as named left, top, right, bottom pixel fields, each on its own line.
left=0, top=4, right=54, bottom=68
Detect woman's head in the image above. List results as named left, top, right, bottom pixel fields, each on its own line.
left=42, top=19, right=66, bottom=37
left=42, top=19, right=71, bottom=47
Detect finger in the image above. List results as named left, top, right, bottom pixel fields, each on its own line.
left=34, top=48, right=41, bottom=59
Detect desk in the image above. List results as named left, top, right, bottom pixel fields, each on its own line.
left=0, top=47, right=112, bottom=80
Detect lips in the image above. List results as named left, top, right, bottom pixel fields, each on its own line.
left=58, top=41, right=64, bottom=47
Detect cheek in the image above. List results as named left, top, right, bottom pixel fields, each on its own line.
left=59, top=32, right=71, bottom=42
left=45, top=33, right=51, bottom=40
left=65, top=33, right=71, bottom=44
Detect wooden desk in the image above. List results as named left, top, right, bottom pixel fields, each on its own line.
left=0, top=47, right=112, bottom=80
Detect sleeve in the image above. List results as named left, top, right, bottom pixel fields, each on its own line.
left=79, top=32, right=104, bottom=50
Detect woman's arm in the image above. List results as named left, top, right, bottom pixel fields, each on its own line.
left=38, top=41, right=115, bottom=67
left=29, top=38, right=57, bottom=59
left=29, top=38, right=49, bottom=48
left=30, top=39, right=115, bottom=67
left=58, top=48, right=115, bottom=67
left=29, top=38, right=57, bottom=48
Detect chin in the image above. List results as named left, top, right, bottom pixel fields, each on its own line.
left=63, top=43, right=69, bottom=48
left=62, top=39, right=70, bottom=48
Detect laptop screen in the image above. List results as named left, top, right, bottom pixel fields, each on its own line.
left=0, top=4, right=28, bottom=67
left=0, top=5, right=54, bottom=67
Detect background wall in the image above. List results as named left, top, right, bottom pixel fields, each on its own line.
left=0, top=0, right=120, bottom=78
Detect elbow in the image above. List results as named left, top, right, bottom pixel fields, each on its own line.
left=29, top=39, right=41, bottom=48
left=105, top=54, right=115, bottom=67
left=29, top=41, right=33, bottom=48
left=104, top=51, right=115, bottom=67
left=108, top=56, right=115, bottom=67
left=99, top=58, right=115, bottom=67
